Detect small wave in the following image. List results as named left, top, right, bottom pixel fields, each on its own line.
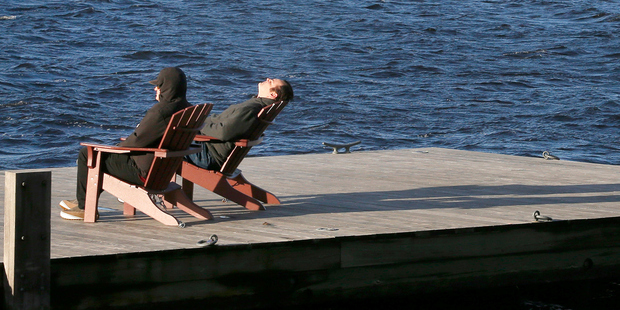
left=0, top=80, right=17, bottom=89
left=603, top=53, right=620, bottom=59
left=58, top=7, right=99, bottom=18
left=0, top=16, right=16, bottom=20
left=122, top=50, right=191, bottom=60
left=410, top=65, right=442, bottom=73
left=0, top=101, right=30, bottom=107
left=109, top=69, right=151, bottom=75
left=576, top=11, right=609, bottom=21
left=365, top=4, right=384, bottom=10
left=502, top=49, right=551, bottom=59
left=130, top=3, right=160, bottom=8
left=506, top=81, right=535, bottom=88
left=368, top=70, right=404, bottom=78
left=603, top=14, right=620, bottom=22
left=122, top=51, right=158, bottom=60
left=503, top=49, right=548, bottom=56
left=35, top=128, right=65, bottom=136
left=14, top=63, right=36, bottom=69
left=549, top=114, right=578, bottom=122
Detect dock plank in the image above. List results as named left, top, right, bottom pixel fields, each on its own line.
left=1, top=147, right=619, bottom=259
left=4, top=147, right=620, bottom=309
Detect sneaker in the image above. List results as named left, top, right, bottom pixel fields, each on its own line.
left=60, top=206, right=84, bottom=220
left=59, top=199, right=78, bottom=211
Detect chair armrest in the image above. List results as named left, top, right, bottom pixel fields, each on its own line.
left=80, top=142, right=133, bottom=154
left=192, top=135, right=263, bottom=147
left=194, top=135, right=220, bottom=142
left=157, top=147, right=201, bottom=158
left=80, top=142, right=200, bottom=158
left=80, top=142, right=163, bottom=154
left=79, top=142, right=133, bottom=168
left=235, top=136, right=263, bottom=147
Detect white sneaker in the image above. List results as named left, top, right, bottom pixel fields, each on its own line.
left=60, top=206, right=84, bottom=220
left=59, top=199, right=78, bottom=211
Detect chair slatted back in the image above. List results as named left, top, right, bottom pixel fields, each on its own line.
left=145, top=103, right=213, bottom=190
left=220, top=100, right=289, bottom=176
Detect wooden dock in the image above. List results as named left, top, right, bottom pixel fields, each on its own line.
left=2, top=147, right=620, bottom=309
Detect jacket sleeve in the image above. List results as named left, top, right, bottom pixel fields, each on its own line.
left=118, top=107, right=167, bottom=148
left=200, top=104, right=261, bottom=141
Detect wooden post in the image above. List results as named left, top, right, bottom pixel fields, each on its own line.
left=3, top=171, right=51, bottom=310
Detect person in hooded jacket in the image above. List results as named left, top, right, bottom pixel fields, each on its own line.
left=185, top=78, right=293, bottom=171
left=59, top=67, right=192, bottom=220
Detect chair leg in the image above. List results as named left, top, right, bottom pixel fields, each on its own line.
left=164, top=174, right=179, bottom=209
left=101, top=174, right=181, bottom=226
left=227, top=172, right=281, bottom=205
left=214, top=178, right=265, bottom=211
left=84, top=153, right=103, bottom=223
left=180, top=162, right=265, bottom=211
left=124, top=202, right=136, bottom=216
left=182, top=177, right=195, bottom=201
left=164, top=187, right=213, bottom=220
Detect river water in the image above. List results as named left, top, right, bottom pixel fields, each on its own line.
left=2, top=0, right=620, bottom=170
left=2, top=0, right=620, bottom=308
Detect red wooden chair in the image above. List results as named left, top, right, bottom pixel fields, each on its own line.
left=81, top=103, right=214, bottom=227
left=179, top=100, right=289, bottom=211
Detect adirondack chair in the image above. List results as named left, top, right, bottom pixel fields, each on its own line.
left=81, top=103, right=214, bottom=227
left=179, top=100, right=288, bottom=211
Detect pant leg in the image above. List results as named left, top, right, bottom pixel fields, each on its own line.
left=185, top=141, right=221, bottom=170
left=102, top=153, right=145, bottom=185
left=76, top=147, right=89, bottom=209
left=76, top=147, right=144, bottom=210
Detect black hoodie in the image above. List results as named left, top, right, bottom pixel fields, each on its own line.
left=118, top=67, right=192, bottom=176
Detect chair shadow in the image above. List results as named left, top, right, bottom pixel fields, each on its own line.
left=187, top=183, right=620, bottom=224
left=90, top=182, right=620, bottom=227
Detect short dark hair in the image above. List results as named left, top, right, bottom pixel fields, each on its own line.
left=272, top=79, right=294, bottom=102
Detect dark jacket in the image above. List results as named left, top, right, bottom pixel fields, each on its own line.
left=119, top=67, right=192, bottom=176
left=200, top=97, right=275, bottom=167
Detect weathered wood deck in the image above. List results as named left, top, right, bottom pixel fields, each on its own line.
left=2, top=147, right=620, bottom=309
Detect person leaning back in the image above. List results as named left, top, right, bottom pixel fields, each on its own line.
left=185, top=78, right=293, bottom=171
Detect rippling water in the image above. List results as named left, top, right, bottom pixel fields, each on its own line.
left=2, top=1, right=620, bottom=308
left=2, top=0, right=620, bottom=170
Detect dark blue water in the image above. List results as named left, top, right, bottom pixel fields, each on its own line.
left=2, top=0, right=620, bottom=170
left=2, top=1, right=620, bottom=307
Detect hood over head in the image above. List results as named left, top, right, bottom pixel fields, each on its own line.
left=149, top=67, right=187, bottom=104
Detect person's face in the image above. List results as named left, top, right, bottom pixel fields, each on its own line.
left=257, top=78, right=286, bottom=99
left=154, top=86, right=161, bottom=101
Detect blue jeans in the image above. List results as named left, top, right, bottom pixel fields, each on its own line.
left=185, top=142, right=221, bottom=171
